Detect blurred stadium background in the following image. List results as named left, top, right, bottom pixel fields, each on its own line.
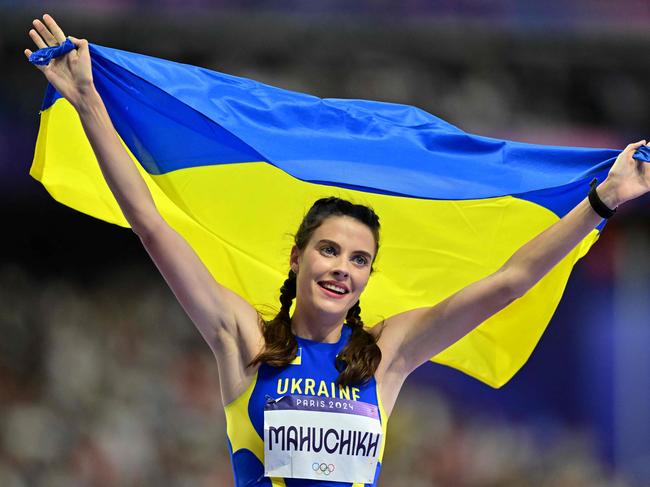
left=1, top=1, right=649, bottom=486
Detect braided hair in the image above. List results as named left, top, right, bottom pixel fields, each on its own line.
left=250, top=197, right=382, bottom=386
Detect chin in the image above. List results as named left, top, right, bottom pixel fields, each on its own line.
left=318, top=296, right=357, bottom=318
left=304, top=282, right=357, bottom=317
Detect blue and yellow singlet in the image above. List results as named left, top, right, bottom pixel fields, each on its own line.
left=224, top=324, right=388, bottom=486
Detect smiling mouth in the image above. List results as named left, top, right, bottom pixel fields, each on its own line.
left=318, top=282, right=349, bottom=295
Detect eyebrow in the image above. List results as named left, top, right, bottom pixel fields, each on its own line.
left=316, top=239, right=373, bottom=260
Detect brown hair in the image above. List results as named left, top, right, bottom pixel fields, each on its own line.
left=249, top=197, right=382, bottom=386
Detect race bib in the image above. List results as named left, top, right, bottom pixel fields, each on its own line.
left=264, top=395, right=382, bottom=483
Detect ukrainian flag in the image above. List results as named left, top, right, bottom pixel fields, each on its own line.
left=31, top=44, right=623, bottom=388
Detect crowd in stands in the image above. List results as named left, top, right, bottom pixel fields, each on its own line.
left=1, top=7, right=648, bottom=486
left=0, top=265, right=636, bottom=486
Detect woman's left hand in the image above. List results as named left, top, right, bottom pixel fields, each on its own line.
left=600, top=140, right=649, bottom=208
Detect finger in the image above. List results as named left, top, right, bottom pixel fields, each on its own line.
left=68, top=36, right=90, bottom=56
left=43, top=13, right=67, bottom=44
left=623, top=140, right=646, bottom=156
left=24, top=48, right=45, bottom=71
left=29, top=28, right=48, bottom=49
left=631, top=141, right=648, bottom=161
left=33, top=18, right=57, bottom=46
left=626, top=140, right=646, bottom=150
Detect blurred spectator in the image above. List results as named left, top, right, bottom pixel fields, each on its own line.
left=0, top=265, right=639, bottom=486
left=2, top=5, right=648, bottom=486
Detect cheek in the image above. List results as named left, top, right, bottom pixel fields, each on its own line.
left=298, top=271, right=313, bottom=292
left=354, top=273, right=371, bottom=293
left=298, top=266, right=321, bottom=294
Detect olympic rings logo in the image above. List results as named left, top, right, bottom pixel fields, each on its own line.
left=312, top=462, right=335, bottom=476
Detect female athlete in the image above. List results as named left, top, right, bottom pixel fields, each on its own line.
left=25, top=14, right=649, bottom=486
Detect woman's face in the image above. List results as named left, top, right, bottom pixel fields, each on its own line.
left=291, top=215, right=376, bottom=320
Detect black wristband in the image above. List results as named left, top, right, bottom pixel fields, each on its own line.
left=588, top=178, right=616, bottom=219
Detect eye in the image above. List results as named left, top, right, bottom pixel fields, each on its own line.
left=353, top=255, right=369, bottom=266
left=320, top=246, right=336, bottom=256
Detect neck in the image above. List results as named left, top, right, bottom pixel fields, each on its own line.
left=291, top=303, right=346, bottom=343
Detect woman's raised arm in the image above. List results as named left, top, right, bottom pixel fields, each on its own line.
left=375, top=141, right=649, bottom=382
left=25, top=15, right=264, bottom=402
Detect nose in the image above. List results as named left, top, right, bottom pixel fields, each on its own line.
left=332, top=259, right=350, bottom=279
left=332, top=268, right=349, bottom=279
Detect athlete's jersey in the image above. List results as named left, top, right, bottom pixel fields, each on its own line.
left=224, top=324, right=388, bottom=487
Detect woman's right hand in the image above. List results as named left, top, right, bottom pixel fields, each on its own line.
left=24, top=14, right=94, bottom=108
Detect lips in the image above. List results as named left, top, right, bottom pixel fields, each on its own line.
left=318, top=281, right=350, bottom=296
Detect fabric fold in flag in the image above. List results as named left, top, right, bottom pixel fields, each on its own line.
left=31, top=43, right=626, bottom=387
left=28, top=38, right=75, bottom=65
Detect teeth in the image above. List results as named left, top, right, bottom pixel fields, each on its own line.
left=321, top=283, right=346, bottom=294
